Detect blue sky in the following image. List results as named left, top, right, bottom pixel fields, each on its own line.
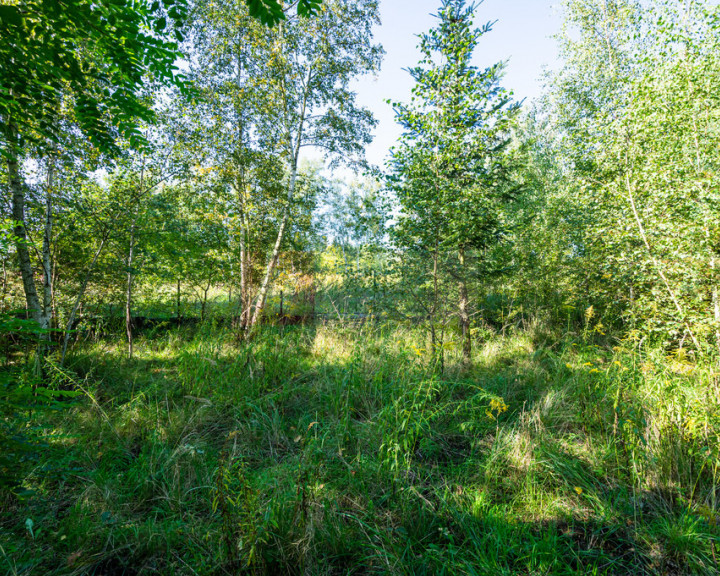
left=353, top=0, right=563, bottom=168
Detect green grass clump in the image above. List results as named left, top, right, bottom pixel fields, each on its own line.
left=1, top=322, right=719, bottom=574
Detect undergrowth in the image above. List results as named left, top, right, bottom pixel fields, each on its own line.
left=1, top=321, right=719, bottom=575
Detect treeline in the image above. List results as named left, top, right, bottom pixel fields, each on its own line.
left=2, top=0, right=720, bottom=367
left=379, top=0, right=720, bottom=365
left=1, top=0, right=382, bottom=360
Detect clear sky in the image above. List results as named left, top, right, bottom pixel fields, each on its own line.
left=352, top=0, right=563, bottom=169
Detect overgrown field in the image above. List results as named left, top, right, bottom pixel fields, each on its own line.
left=2, top=323, right=719, bottom=575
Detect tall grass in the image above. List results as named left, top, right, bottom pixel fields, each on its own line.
left=1, top=321, right=718, bottom=574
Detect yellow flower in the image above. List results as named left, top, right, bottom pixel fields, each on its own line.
left=490, top=398, right=508, bottom=413
left=584, top=305, right=595, bottom=322
left=574, top=486, right=583, bottom=495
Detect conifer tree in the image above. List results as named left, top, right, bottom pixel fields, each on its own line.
left=388, top=0, right=519, bottom=364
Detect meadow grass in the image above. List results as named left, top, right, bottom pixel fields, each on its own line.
left=1, top=321, right=719, bottom=575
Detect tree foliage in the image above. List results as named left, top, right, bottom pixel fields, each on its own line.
left=387, top=0, right=520, bottom=362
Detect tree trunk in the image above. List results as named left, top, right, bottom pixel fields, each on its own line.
left=201, top=279, right=211, bottom=322
left=710, top=242, right=720, bottom=356
left=249, top=208, right=290, bottom=331
left=8, top=128, right=43, bottom=326
left=41, top=159, right=54, bottom=341
left=233, top=44, right=252, bottom=334
left=176, top=277, right=182, bottom=321
left=439, top=322, right=446, bottom=375
left=125, top=163, right=147, bottom=359
left=713, top=260, right=720, bottom=356
left=1, top=260, right=7, bottom=313
left=239, top=212, right=250, bottom=330
left=625, top=172, right=700, bottom=350
left=246, top=54, right=312, bottom=334
left=51, top=249, right=59, bottom=329
left=458, top=248, right=471, bottom=365
left=430, top=247, right=439, bottom=362
left=248, top=163, right=298, bottom=332
left=126, top=221, right=136, bottom=359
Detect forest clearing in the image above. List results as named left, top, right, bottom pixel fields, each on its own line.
left=2, top=0, right=720, bottom=574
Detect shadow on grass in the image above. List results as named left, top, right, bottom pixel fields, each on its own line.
left=1, top=324, right=718, bottom=575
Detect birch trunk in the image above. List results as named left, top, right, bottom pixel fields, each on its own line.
left=247, top=48, right=312, bottom=333
left=430, top=245, right=439, bottom=364
left=240, top=241, right=249, bottom=328
left=238, top=178, right=251, bottom=331
left=625, top=172, right=701, bottom=350
left=248, top=183, right=294, bottom=331
left=233, top=43, right=252, bottom=333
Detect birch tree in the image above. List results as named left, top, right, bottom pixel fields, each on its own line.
left=185, top=0, right=381, bottom=332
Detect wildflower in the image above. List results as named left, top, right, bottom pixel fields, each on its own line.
left=574, top=486, right=583, bottom=495
left=584, top=306, right=595, bottom=322
left=488, top=397, right=508, bottom=420
left=490, top=397, right=508, bottom=413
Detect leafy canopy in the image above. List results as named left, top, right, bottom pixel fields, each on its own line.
left=246, top=0, right=323, bottom=26
left=0, top=0, right=191, bottom=156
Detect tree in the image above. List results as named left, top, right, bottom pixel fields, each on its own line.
left=543, top=0, right=720, bottom=352
left=245, top=0, right=382, bottom=331
left=0, top=0, right=321, bottom=152
left=388, top=0, right=519, bottom=364
left=185, top=0, right=382, bottom=333
left=0, top=0, right=188, bottom=156
left=181, top=0, right=286, bottom=331
left=1, top=0, right=188, bottom=354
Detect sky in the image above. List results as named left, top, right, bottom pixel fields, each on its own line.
left=350, top=0, right=563, bottom=169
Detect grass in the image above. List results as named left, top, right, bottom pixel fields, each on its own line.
left=1, top=320, right=719, bottom=574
